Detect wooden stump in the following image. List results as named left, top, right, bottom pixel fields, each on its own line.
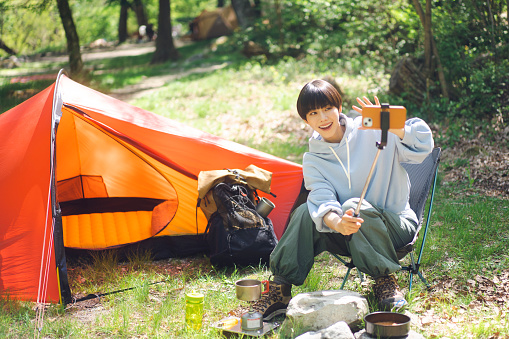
left=389, top=56, right=426, bottom=104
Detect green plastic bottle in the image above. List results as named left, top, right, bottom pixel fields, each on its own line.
left=185, top=292, right=204, bottom=330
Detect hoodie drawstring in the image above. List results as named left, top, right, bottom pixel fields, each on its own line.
left=329, top=138, right=351, bottom=190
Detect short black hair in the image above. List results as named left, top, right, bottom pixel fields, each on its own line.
left=296, top=79, right=343, bottom=120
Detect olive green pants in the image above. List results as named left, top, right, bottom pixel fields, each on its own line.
left=269, top=199, right=417, bottom=285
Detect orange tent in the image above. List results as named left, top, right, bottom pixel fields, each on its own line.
left=0, top=72, right=303, bottom=304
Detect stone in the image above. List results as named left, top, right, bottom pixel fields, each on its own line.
left=295, top=321, right=355, bottom=339
left=279, top=290, right=369, bottom=338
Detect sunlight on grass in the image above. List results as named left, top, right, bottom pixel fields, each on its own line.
left=129, top=56, right=378, bottom=163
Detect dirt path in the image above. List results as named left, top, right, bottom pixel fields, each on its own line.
left=2, top=41, right=159, bottom=77
left=6, top=40, right=229, bottom=103
left=108, top=62, right=229, bottom=102
left=40, top=41, right=158, bottom=63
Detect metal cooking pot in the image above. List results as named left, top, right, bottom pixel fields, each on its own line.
left=235, top=279, right=269, bottom=302
left=364, top=311, right=411, bottom=338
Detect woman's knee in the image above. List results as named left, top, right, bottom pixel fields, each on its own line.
left=285, top=203, right=313, bottom=232
left=291, top=203, right=312, bottom=221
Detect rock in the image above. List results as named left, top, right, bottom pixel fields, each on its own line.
left=295, top=321, right=355, bottom=339
left=279, top=290, right=369, bottom=338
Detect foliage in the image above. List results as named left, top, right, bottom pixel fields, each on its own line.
left=0, top=1, right=65, bottom=55
left=230, top=0, right=419, bottom=69
left=171, top=0, right=216, bottom=22
left=418, top=0, right=509, bottom=122
left=2, top=0, right=507, bottom=126
left=225, top=0, right=508, bottom=125
left=0, top=0, right=215, bottom=57
left=72, top=1, right=121, bottom=45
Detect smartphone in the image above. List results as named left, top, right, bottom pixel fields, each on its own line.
left=360, top=105, right=407, bottom=130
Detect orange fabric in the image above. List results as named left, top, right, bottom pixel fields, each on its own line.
left=152, top=200, right=178, bottom=236
left=0, top=85, right=60, bottom=303
left=57, top=175, right=109, bottom=202
left=62, top=211, right=153, bottom=249
left=0, top=75, right=303, bottom=304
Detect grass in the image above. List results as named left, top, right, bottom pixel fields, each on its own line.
left=1, top=39, right=509, bottom=338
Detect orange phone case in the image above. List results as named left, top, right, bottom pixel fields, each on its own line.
left=360, top=105, right=407, bottom=130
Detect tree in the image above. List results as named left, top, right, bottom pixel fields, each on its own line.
left=151, top=0, right=179, bottom=64
left=56, top=0, right=83, bottom=76
left=115, top=0, right=148, bottom=45
left=118, top=0, right=129, bottom=44
left=0, top=38, right=17, bottom=55
left=411, top=0, right=449, bottom=101
left=231, top=0, right=258, bottom=28
left=132, top=0, right=148, bottom=27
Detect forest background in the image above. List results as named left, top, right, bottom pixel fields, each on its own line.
left=0, top=0, right=508, bottom=338
left=1, top=0, right=508, bottom=123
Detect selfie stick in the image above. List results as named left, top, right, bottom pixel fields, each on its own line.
left=345, top=103, right=390, bottom=241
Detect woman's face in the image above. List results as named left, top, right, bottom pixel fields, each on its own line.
left=305, top=105, right=343, bottom=143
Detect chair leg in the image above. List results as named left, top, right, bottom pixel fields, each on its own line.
left=416, top=271, right=429, bottom=288
left=407, top=252, right=430, bottom=295
left=357, top=269, right=364, bottom=283
left=331, top=253, right=363, bottom=289
left=340, top=266, right=352, bottom=290
left=409, top=272, right=414, bottom=295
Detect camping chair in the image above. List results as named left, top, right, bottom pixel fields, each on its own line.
left=332, top=147, right=441, bottom=294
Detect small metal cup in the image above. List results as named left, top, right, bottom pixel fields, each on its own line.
left=256, top=197, right=275, bottom=218
left=235, top=279, right=269, bottom=302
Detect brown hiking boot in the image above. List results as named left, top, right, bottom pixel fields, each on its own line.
left=251, top=281, right=292, bottom=321
left=373, top=274, right=406, bottom=310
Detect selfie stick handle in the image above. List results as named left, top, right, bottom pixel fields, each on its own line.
left=345, top=104, right=390, bottom=241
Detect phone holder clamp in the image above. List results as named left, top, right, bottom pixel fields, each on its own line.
left=376, top=103, right=390, bottom=149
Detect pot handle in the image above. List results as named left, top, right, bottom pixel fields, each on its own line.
left=261, top=280, right=270, bottom=294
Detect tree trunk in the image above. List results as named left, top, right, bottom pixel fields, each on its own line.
left=424, top=0, right=432, bottom=76
left=56, top=0, right=83, bottom=77
left=411, top=0, right=449, bottom=101
left=151, top=0, right=179, bottom=64
left=118, top=0, right=129, bottom=44
left=231, top=0, right=256, bottom=28
left=276, top=0, right=283, bottom=48
left=486, top=0, right=497, bottom=59
left=0, top=38, right=17, bottom=55
left=217, top=0, right=225, bottom=7
left=253, top=0, right=262, bottom=17
left=132, top=0, right=148, bottom=27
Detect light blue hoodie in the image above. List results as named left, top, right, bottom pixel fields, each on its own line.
left=303, top=113, right=434, bottom=232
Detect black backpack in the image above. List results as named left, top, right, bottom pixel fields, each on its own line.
left=204, top=182, right=278, bottom=267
